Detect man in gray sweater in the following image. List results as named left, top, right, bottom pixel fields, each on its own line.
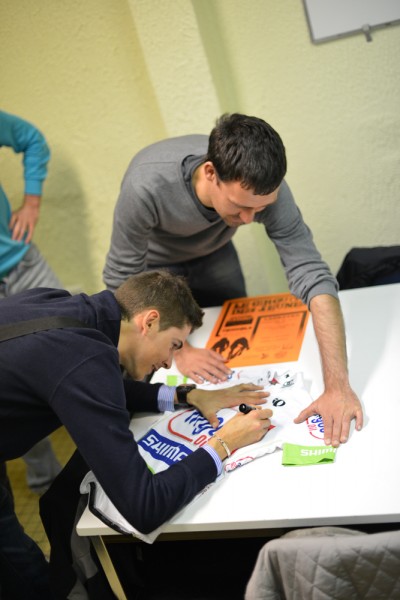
left=103, top=113, right=363, bottom=448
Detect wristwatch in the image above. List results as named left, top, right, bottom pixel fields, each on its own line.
left=175, top=384, right=196, bottom=410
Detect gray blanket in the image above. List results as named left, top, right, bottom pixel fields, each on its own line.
left=245, top=527, right=400, bottom=599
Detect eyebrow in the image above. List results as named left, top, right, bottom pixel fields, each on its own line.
left=229, top=195, right=278, bottom=210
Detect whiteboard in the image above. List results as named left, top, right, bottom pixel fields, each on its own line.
left=303, top=0, right=400, bottom=43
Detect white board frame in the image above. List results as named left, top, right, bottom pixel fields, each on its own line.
left=303, top=0, right=400, bottom=43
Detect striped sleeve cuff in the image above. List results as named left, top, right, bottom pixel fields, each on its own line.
left=157, top=384, right=175, bottom=413
left=202, top=444, right=223, bottom=477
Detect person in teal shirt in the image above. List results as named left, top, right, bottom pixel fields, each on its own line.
left=0, top=109, right=62, bottom=493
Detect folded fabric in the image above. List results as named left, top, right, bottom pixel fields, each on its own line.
left=211, top=370, right=327, bottom=471
left=80, top=471, right=164, bottom=543
left=282, top=443, right=337, bottom=466
left=80, top=370, right=326, bottom=542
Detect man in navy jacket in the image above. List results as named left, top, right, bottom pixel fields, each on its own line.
left=0, top=270, right=271, bottom=599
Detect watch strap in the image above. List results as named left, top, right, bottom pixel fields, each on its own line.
left=175, top=384, right=196, bottom=409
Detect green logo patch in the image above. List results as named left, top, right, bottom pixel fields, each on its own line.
left=282, top=443, right=337, bottom=466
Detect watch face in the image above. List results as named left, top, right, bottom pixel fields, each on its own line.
left=176, top=384, right=196, bottom=405
left=177, top=385, right=196, bottom=393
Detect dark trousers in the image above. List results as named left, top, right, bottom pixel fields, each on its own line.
left=0, top=464, right=12, bottom=501
left=148, top=241, right=247, bottom=307
left=0, top=482, right=51, bottom=600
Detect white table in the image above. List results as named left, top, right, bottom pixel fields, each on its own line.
left=77, top=283, right=400, bottom=598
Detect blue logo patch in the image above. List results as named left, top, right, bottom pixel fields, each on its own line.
left=138, top=429, right=193, bottom=466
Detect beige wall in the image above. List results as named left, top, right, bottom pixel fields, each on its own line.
left=1, top=0, right=399, bottom=295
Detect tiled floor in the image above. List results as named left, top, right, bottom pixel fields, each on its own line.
left=6, top=427, right=76, bottom=557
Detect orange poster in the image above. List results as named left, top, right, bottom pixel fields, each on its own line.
left=206, top=293, right=309, bottom=367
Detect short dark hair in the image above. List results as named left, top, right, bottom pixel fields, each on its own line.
left=206, top=113, right=287, bottom=195
left=114, top=270, right=204, bottom=332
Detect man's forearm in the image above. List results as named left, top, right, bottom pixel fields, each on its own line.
left=309, top=294, right=350, bottom=391
left=296, top=293, right=363, bottom=445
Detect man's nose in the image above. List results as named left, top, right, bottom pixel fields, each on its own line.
left=163, top=353, right=173, bottom=369
left=239, top=209, right=256, bottom=224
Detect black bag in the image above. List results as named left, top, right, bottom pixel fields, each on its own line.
left=336, top=246, right=400, bottom=290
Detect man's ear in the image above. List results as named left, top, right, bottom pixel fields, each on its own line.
left=142, top=309, right=160, bottom=334
left=203, top=161, right=217, bottom=182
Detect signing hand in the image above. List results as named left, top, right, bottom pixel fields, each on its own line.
left=294, top=385, right=363, bottom=447
left=188, top=383, right=269, bottom=429
left=9, top=195, right=41, bottom=243
left=207, top=406, right=273, bottom=460
left=174, top=342, right=232, bottom=384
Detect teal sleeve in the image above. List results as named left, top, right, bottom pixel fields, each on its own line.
left=0, top=110, right=50, bottom=195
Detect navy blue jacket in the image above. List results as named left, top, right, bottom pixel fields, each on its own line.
left=0, top=288, right=216, bottom=533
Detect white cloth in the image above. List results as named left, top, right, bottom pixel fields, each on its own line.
left=81, top=370, right=324, bottom=542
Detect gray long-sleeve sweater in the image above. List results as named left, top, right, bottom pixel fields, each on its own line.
left=103, top=135, right=338, bottom=306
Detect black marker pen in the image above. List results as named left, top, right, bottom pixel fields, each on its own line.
left=239, top=403, right=256, bottom=415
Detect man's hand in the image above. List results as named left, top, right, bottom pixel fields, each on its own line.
left=9, top=194, right=41, bottom=243
left=174, top=342, right=232, bottom=384
left=188, top=383, right=269, bottom=429
left=294, top=385, right=363, bottom=447
left=207, top=407, right=273, bottom=460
